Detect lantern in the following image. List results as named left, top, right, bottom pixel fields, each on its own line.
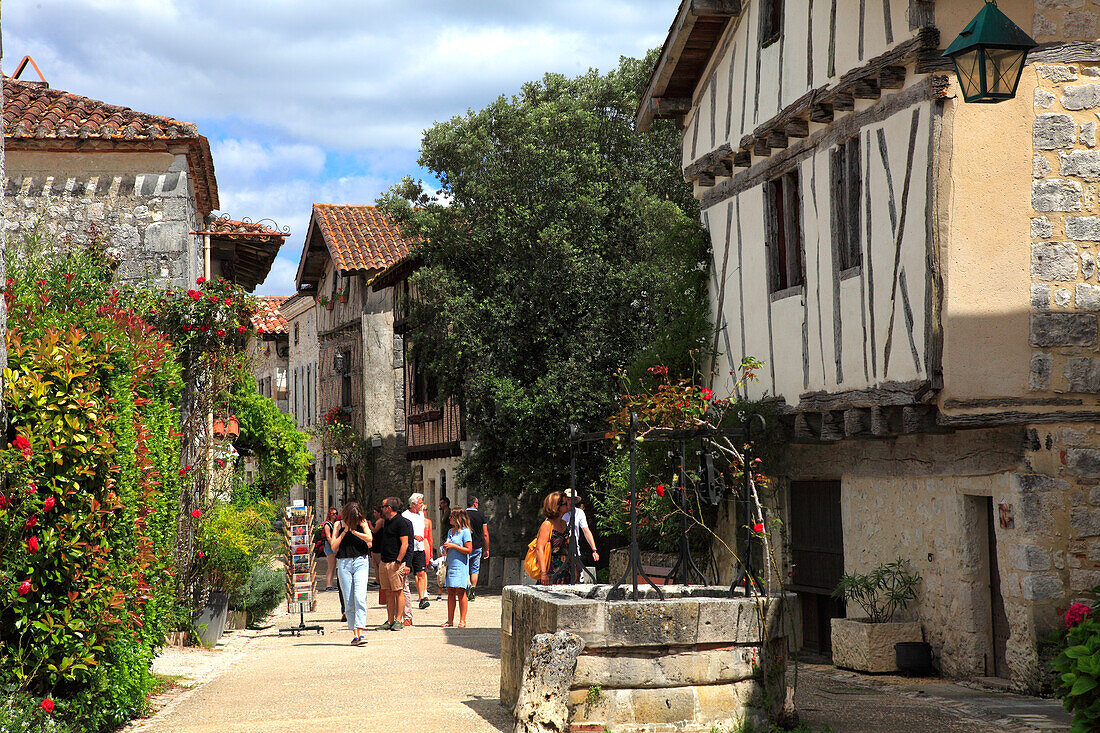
left=942, top=1, right=1037, bottom=103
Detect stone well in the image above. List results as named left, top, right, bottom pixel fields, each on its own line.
left=502, top=584, right=792, bottom=732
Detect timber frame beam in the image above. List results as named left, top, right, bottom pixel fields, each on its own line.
left=683, top=27, right=940, bottom=186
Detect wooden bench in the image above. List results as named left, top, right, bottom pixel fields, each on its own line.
left=635, top=564, right=675, bottom=586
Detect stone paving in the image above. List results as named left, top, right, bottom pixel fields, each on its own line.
left=127, top=589, right=1074, bottom=733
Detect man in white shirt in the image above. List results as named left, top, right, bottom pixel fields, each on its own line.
left=401, top=493, right=429, bottom=622
left=561, top=490, right=599, bottom=580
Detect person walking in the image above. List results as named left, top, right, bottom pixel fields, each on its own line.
left=562, top=490, right=599, bottom=580
left=322, top=507, right=340, bottom=590
left=370, top=506, right=384, bottom=604
left=328, top=502, right=373, bottom=645
left=436, top=496, right=451, bottom=601
left=402, top=493, right=430, bottom=614
left=441, top=508, right=473, bottom=627
left=535, top=491, right=569, bottom=586
left=376, top=496, right=413, bottom=631
left=465, top=496, right=489, bottom=600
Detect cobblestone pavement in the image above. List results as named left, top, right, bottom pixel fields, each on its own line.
left=128, top=589, right=1073, bottom=733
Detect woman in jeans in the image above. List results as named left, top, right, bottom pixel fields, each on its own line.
left=329, top=501, right=373, bottom=645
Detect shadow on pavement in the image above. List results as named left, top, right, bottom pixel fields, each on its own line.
left=461, top=695, right=511, bottom=733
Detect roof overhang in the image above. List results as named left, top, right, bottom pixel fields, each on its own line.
left=635, top=0, right=745, bottom=132
left=192, top=217, right=289, bottom=292
left=371, top=255, right=421, bottom=291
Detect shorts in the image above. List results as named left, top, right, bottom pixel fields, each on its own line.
left=379, top=561, right=406, bottom=591
left=468, top=548, right=482, bottom=576
left=323, top=541, right=334, bottom=556
left=407, top=550, right=426, bottom=573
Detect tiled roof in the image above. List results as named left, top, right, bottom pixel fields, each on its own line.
left=252, top=296, right=290, bottom=335
left=2, top=77, right=219, bottom=214
left=193, top=217, right=290, bottom=239
left=311, top=204, right=413, bottom=273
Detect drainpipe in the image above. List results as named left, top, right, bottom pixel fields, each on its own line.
left=203, top=228, right=213, bottom=496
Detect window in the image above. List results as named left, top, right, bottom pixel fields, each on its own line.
left=830, top=137, right=862, bottom=272
left=275, top=366, right=288, bottom=401
left=294, top=368, right=300, bottom=426
left=759, top=0, right=782, bottom=48
left=340, top=349, right=352, bottom=408
left=294, top=322, right=300, bottom=346
left=306, top=364, right=312, bottom=425
left=764, top=170, right=805, bottom=294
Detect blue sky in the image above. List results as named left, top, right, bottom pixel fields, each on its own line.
left=3, top=1, right=675, bottom=294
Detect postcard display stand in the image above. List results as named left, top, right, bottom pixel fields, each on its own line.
left=279, top=505, right=324, bottom=636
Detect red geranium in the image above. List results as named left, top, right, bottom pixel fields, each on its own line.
left=12, top=435, right=29, bottom=451
left=26, top=536, right=38, bottom=554
left=196, top=276, right=206, bottom=284
left=43, top=496, right=55, bottom=512
left=18, top=580, right=31, bottom=595
left=40, top=698, right=54, bottom=713
left=1066, top=602, right=1093, bottom=629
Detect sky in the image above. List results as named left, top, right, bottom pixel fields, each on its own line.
left=3, top=0, right=675, bottom=295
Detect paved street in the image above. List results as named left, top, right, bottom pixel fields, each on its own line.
left=129, top=589, right=1072, bottom=733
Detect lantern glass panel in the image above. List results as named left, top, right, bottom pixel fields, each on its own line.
left=984, top=47, right=1026, bottom=96
left=954, top=48, right=983, bottom=100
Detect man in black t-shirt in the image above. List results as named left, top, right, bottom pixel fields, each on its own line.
left=465, top=496, right=489, bottom=601
left=376, top=496, right=414, bottom=631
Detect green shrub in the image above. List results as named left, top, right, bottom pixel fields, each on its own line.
left=831, top=559, right=921, bottom=623
left=193, top=500, right=279, bottom=594
left=1053, top=609, right=1100, bottom=731
left=230, top=565, right=285, bottom=627
left=0, top=695, right=77, bottom=733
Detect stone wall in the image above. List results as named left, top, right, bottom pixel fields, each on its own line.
left=3, top=150, right=200, bottom=289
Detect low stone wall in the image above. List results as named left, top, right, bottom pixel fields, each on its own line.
left=502, top=584, right=792, bottom=732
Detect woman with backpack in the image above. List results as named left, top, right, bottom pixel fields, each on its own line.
left=535, top=491, right=569, bottom=585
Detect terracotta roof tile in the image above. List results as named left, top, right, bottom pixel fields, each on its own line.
left=252, top=296, right=290, bottom=335
left=312, top=204, right=414, bottom=273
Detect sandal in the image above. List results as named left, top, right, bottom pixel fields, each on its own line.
left=350, top=636, right=362, bottom=645
left=440, top=621, right=453, bottom=627
left=458, top=622, right=466, bottom=628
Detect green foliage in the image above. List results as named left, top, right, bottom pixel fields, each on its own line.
left=0, top=231, right=182, bottom=731
left=193, top=501, right=280, bottom=594
left=229, top=565, right=285, bottom=628
left=230, top=386, right=311, bottom=500
left=1054, top=615, right=1100, bottom=731
left=0, top=695, right=77, bottom=733
left=378, top=51, right=710, bottom=499
left=832, top=559, right=921, bottom=623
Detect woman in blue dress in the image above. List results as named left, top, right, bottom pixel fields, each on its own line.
left=441, top=508, right=473, bottom=627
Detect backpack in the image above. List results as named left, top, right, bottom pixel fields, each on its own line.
left=523, top=535, right=549, bottom=580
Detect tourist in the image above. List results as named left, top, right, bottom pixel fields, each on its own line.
left=437, top=496, right=451, bottom=601
left=371, top=506, right=384, bottom=604
left=441, top=508, right=473, bottom=627
left=535, top=491, right=568, bottom=585
left=562, top=490, right=599, bottom=579
left=377, top=496, right=413, bottom=631
left=402, top=493, right=430, bottom=614
left=466, top=496, right=489, bottom=601
left=328, top=502, right=373, bottom=645
left=322, top=506, right=339, bottom=590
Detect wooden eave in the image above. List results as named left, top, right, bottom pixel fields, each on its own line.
left=208, top=232, right=285, bottom=293
left=635, top=0, right=745, bottom=132
left=371, top=255, right=421, bottom=291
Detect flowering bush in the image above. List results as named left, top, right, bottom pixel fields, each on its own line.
left=191, top=500, right=279, bottom=595
left=0, top=232, right=182, bottom=730
left=1053, top=607, right=1100, bottom=731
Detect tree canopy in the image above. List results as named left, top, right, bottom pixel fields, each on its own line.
left=379, top=52, right=711, bottom=499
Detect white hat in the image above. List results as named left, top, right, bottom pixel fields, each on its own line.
left=563, top=489, right=577, bottom=498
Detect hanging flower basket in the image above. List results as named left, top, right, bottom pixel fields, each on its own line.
left=225, top=415, right=240, bottom=439
left=212, top=417, right=226, bottom=439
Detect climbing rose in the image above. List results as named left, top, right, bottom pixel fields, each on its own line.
left=25, top=515, right=37, bottom=530
left=699, top=387, right=713, bottom=400
left=0, top=494, right=8, bottom=509
left=257, top=326, right=266, bottom=334
left=179, top=466, right=189, bottom=476
left=655, top=485, right=665, bottom=497
left=1066, top=602, right=1093, bottom=629
left=40, top=699, right=54, bottom=713
left=237, top=325, right=247, bottom=333
left=196, top=276, right=206, bottom=284
left=216, top=329, right=226, bottom=337
left=18, top=580, right=31, bottom=595
left=191, top=509, right=201, bottom=519
left=12, top=436, right=29, bottom=451
left=43, top=496, right=54, bottom=512
left=187, top=289, right=201, bottom=301
left=197, top=551, right=204, bottom=559
left=26, top=536, right=38, bottom=554
left=200, top=325, right=209, bottom=333
left=753, top=522, right=765, bottom=533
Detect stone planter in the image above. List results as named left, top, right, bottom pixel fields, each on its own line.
left=502, top=584, right=793, bottom=732
left=830, top=618, right=923, bottom=673
left=193, top=590, right=230, bottom=649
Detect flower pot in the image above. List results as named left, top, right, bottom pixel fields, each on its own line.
left=339, top=293, right=348, bottom=303
left=326, top=300, right=335, bottom=311
left=212, top=418, right=225, bottom=439
left=830, top=618, right=922, bottom=673
left=225, top=415, right=240, bottom=439
left=193, top=590, right=230, bottom=649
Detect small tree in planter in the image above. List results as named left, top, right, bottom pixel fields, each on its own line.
left=831, top=558, right=922, bottom=673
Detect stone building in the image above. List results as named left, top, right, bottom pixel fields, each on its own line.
left=2, top=67, right=283, bottom=291
left=295, top=204, right=411, bottom=511
left=640, top=0, right=1100, bottom=686
left=282, top=293, right=321, bottom=508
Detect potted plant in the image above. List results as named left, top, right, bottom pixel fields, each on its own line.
left=319, top=295, right=333, bottom=311
left=830, top=558, right=922, bottom=673
left=338, top=285, right=349, bottom=304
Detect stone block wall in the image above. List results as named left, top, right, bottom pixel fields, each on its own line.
left=3, top=151, right=200, bottom=290
left=1033, top=1, right=1100, bottom=43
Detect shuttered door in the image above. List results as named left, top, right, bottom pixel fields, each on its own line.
left=788, top=480, right=845, bottom=656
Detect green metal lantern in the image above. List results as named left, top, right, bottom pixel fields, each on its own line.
left=943, top=1, right=1037, bottom=103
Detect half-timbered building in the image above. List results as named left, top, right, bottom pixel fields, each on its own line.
left=642, top=0, right=1100, bottom=683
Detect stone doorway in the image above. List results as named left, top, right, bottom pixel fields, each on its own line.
left=788, top=480, right=846, bottom=657
left=983, top=496, right=1010, bottom=677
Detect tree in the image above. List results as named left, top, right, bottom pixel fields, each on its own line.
left=379, top=52, right=710, bottom=499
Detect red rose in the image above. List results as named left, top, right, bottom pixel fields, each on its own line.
left=0, top=495, right=8, bottom=509
left=18, top=580, right=31, bottom=595
left=188, top=289, right=201, bottom=301
left=700, top=387, right=713, bottom=400
left=216, top=329, right=226, bottom=337
left=179, top=467, right=188, bottom=477
left=197, top=551, right=204, bottom=559
left=12, top=436, right=29, bottom=451
left=43, top=496, right=55, bottom=512
left=40, top=698, right=54, bottom=713
left=224, top=298, right=232, bottom=306
left=655, top=485, right=666, bottom=497
left=25, top=515, right=37, bottom=530
left=26, top=483, right=37, bottom=495
left=753, top=522, right=764, bottom=533
left=237, top=325, right=247, bottom=333
left=200, top=325, right=209, bottom=333
left=191, top=509, right=201, bottom=519
left=196, top=276, right=206, bottom=284
left=26, top=536, right=38, bottom=554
